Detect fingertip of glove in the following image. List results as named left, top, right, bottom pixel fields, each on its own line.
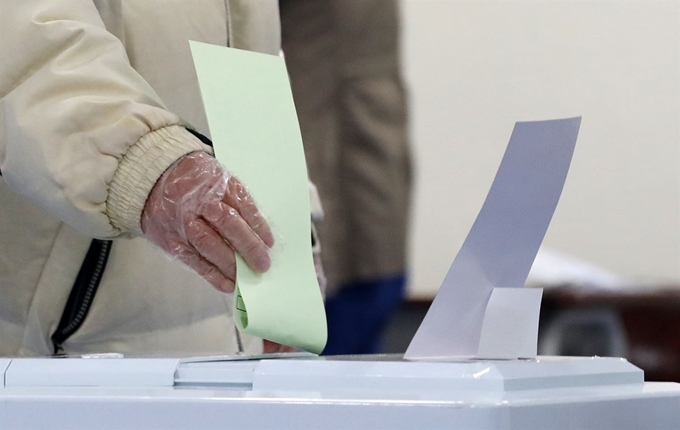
left=258, top=252, right=272, bottom=273
left=220, top=278, right=236, bottom=294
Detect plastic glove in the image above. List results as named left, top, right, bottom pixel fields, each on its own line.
left=141, top=151, right=274, bottom=293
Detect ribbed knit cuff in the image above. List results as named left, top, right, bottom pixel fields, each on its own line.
left=107, top=125, right=206, bottom=236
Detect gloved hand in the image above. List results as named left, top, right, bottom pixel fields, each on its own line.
left=141, top=151, right=275, bottom=293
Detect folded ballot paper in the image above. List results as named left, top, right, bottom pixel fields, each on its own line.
left=406, top=117, right=581, bottom=360
left=190, top=42, right=327, bottom=354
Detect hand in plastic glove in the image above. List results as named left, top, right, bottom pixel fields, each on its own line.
left=142, top=151, right=275, bottom=293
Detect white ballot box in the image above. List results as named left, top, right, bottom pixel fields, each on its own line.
left=0, top=355, right=678, bottom=429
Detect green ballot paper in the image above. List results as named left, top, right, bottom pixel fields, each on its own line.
left=190, top=41, right=327, bottom=354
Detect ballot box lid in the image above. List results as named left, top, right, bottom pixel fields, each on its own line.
left=2, top=355, right=643, bottom=393
left=251, top=355, right=643, bottom=393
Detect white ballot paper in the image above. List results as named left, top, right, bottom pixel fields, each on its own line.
left=405, top=117, right=581, bottom=360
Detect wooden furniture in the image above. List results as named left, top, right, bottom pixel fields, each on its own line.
left=541, top=285, right=680, bottom=382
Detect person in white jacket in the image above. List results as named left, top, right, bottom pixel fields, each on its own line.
left=0, top=0, right=313, bottom=356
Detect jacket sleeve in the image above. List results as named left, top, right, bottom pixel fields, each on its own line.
left=0, top=0, right=206, bottom=238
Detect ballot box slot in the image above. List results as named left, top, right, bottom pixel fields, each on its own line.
left=174, top=360, right=257, bottom=390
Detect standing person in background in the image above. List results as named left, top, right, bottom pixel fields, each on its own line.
left=280, top=0, right=412, bottom=354
left=0, top=1, right=320, bottom=356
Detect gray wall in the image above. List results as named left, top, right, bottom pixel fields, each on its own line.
left=403, top=0, right=680, bottom=299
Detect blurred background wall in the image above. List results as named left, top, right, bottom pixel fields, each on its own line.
left=402, top=0, right=679, bottom=300
left=381, top=0, right=679, bottom=380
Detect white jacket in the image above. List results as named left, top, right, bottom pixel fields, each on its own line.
left=0, top=0, right=281, bottom=356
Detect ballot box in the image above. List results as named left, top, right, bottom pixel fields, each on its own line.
left=1, top=354, right=678, bottom=429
